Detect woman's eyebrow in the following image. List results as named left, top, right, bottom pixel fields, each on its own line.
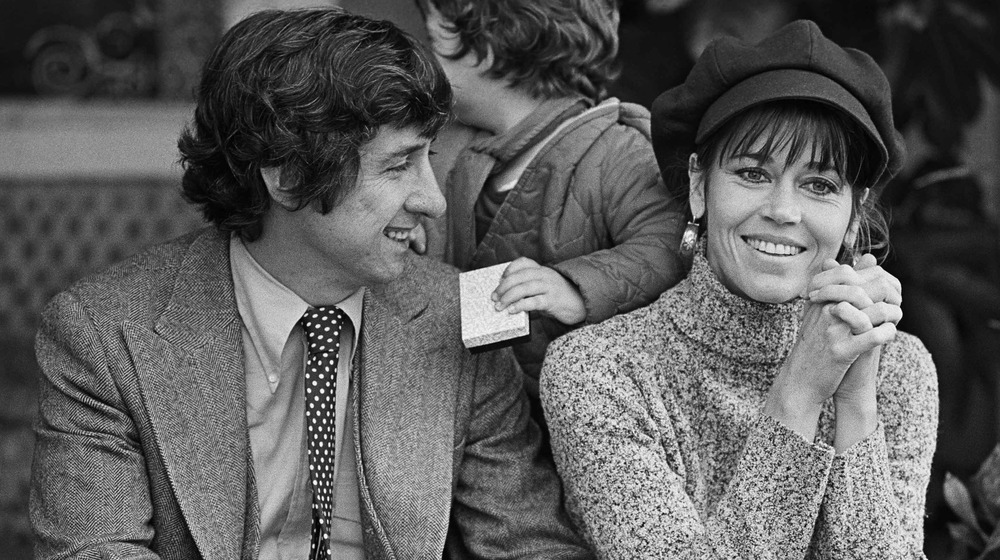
left=729, top=150, right=770, bottom=164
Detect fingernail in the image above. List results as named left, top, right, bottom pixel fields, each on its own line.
left=808, top=290, right=818, bottom=300
left=494, top=302, right=503, bottom=311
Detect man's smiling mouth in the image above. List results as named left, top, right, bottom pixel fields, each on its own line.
left=743, top=236, right=804, bottom=256
left=383, top=226, right=411, bottom=243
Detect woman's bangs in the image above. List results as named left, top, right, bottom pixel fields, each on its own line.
left=716, top=103, right=851, bottom=181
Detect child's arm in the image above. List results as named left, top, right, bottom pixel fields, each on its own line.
left=491, top=257, right=585, bottom=326
left=549, top=118, right=686, bottom=324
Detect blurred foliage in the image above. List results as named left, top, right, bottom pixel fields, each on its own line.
left=876, top=0, right=1000, bottom=158
left=945, top=444, right=1000, bottom=559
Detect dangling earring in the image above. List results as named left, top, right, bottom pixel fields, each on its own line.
left=679, top=220, right=699, bottom=256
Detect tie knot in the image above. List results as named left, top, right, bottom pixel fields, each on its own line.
left=299, top=306, right=349, bottom=355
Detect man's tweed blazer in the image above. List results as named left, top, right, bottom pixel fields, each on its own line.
left=31, top=227, right=589, bottom=560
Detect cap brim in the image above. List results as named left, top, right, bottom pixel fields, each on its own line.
left=696, top=69, right=889, bottom=181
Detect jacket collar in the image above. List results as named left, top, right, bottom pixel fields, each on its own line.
left=352, top=256, right=455, bottom=557
left=470, top=96, right=590, bottom=164
left=126, top=228, right=256, bottom=560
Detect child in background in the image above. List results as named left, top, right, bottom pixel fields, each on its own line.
left=415, top=0, right=686, bottom=416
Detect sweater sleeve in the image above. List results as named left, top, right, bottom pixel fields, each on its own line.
left=541, top=330, right=837, bottom=559
left=807, top=334, right=938, bottom=559
left=550, top=119, right=686, bottom=324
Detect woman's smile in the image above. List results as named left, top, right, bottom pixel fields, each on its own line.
left=741, top=235, right=806, bottom=256
left=691, top=140, right=855, bottom=304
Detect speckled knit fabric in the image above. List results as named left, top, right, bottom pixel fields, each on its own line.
left=541, top=250, right=938, bottom=559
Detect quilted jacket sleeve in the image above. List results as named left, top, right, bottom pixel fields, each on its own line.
left=551, top=104, right=686, bottom=324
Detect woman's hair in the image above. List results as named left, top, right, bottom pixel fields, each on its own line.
left=691, top=100, right=889, bottom=263
left=178, top=8, right=452, bottom=241
left=415, top=0, right=619, bottom=101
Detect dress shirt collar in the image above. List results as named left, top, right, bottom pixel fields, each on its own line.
left=230, top=235, right=364, bottom=377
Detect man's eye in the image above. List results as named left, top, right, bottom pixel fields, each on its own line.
left=387, top=161, right=411, bottom=174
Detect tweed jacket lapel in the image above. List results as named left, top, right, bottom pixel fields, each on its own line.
left=353, top=265, right=457, bottom=558
left=123, top=230, right=256, bottom=560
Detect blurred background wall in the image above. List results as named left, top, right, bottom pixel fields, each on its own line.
left=1, top=1, right=997, bottom=558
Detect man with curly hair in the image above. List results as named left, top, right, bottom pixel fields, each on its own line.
left=30, top=8, right=591, bottom=559
left=415, top=0, right=688, bottom=429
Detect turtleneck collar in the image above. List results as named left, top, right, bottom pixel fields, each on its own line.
left=664, top=243, right=804, bottom=364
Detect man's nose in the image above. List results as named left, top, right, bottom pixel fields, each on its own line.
left=407, top=157, right=447, bottom=219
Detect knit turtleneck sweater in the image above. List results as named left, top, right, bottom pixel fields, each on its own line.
left=541, top=249, right=939, bottom=559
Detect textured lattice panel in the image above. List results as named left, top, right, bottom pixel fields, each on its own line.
left=0, top=178, right=205, bottom=340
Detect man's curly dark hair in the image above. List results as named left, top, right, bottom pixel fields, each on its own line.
left=178, top=8, right=453, bottom=241
left=415, top=0, right=619, bottom=101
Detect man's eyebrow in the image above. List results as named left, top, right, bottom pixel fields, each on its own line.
left=375, top=141, right=429, bottom=162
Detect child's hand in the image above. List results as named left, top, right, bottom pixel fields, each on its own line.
left=491, top=257, right=586, bottom=325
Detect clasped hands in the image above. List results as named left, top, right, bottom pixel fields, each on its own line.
left=768, top=254, right=902, bottom=449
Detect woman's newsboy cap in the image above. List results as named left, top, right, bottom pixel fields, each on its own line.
left=651, top=19, right=905, bottom=198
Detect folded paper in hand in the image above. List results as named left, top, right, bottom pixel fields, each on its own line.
left=460, top=263, right=530, bottom=348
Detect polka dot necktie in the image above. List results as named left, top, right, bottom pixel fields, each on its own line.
left=299, top=306, right=351, bottom=560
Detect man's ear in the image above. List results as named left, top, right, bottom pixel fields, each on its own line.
left=482, top=45, right=495, bottom=69
left=688, top=154, right=706, bottom=220
left=260, top=166, right=296, bottom=209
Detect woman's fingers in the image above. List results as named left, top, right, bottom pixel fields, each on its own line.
left=828, top=302, right=873, bottom=334
left=856, top=265, right=902, bottom=306
left=851, top=321, right=898, bottom=349
left=809, top=262, right=861, bottom=292
left=862, top=301, right=903, bottom=327
left=854, top=253, right=878, bottom=270
left=828, top=299, right=902, bottom=334
left=808, top=284, right=875, bottom=310
left=807, top=256, right=902, bottom=306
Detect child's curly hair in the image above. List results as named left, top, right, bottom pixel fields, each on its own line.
left=417, top=0, right=619, bottom=101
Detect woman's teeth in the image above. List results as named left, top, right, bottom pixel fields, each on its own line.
left=745, top=237, right=803, bottom=256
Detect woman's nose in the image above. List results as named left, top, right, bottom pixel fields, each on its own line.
left=763, top=182, right=801, bottom=224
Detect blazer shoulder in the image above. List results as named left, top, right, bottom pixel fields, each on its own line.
left=43, top=227, right=222, bottom=327
left=370, top=255, right=462, bottom=326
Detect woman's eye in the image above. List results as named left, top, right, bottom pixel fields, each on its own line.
left=736, top=168, right=768, bottom=183
left=804, top=178, right=841, bottom=196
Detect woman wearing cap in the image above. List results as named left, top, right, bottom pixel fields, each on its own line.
left=540, top=20, right=937, bottom=558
